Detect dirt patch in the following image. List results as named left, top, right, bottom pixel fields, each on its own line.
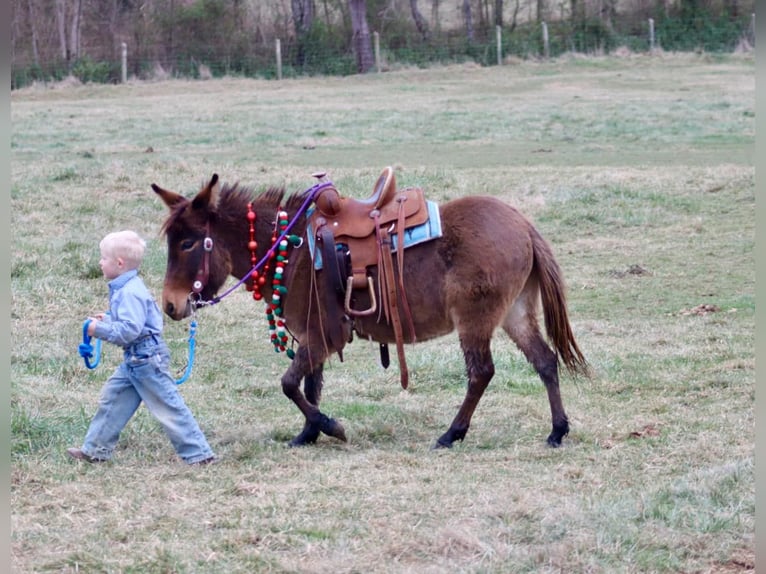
left=608, top=264, right=652, bottom=278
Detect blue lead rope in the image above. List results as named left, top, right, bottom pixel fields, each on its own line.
left=78, top=318, right=198, bottom=385
left=173, top=319, right=197, bottom=385
left=79, top=319, right=102, bottom=369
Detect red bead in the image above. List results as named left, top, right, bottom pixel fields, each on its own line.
left=254, top=292, right=262, bottom=301
left=258, top=276, right=266, bottom=286
left=247, top=211, right=256, bottom=221
left=248, top=241, right=258, bottom=251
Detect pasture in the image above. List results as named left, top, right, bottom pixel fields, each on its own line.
left=11, top=52, right=754, bottom=573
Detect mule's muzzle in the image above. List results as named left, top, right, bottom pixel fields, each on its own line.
left=163, top=297, right=192, bottom=321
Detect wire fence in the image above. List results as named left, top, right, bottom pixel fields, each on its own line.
left=11, top=12, right=756, bottom=89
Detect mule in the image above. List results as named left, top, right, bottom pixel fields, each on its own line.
left=152, top=171, right=588, bottom=449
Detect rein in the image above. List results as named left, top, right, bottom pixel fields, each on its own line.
left=193, top=178, right=336, bottom=308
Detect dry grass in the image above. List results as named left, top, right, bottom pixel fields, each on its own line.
left=11, top=53, right=754, bottom=573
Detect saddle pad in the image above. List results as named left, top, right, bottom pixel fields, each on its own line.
left=307, top=199, right=443, bottom=270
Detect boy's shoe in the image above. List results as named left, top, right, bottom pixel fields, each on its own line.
left=66, top=448, right=106, bottom=463
left=189, top=456, right=217, bottom=466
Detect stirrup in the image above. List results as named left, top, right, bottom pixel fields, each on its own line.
left=344, top=276, right=377, bottom=317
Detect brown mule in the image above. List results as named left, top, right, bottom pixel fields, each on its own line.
left=152, top=171, right=588, bottom=449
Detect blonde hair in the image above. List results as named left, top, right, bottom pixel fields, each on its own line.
left=100, top=230, right=146, bottom=270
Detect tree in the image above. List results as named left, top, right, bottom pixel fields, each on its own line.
left=410, top=0, right=429, bottom=40
left=292, top=0, right=316, bottom=66
left=462, top=0, right=474, bottom=42
left=349, top=0, right=373, bottom=73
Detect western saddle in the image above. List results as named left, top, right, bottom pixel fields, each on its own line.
left=309, top=167, right=430, bottom=389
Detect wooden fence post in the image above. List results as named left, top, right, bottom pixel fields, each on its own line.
left=649, top=18, right=655, bottom=52
left=542, top=22, right=549, bottom=59
left=496, top=25, right=502, bottom=65
left=275, top=38, right=282, bottom=80
left=751, top=13, right=756, bottom=46
left=121, top=42, right=127, bottom=83
left=374, top=31, right=381, bottom=73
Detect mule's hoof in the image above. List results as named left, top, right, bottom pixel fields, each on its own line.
left=433, top=427, right=466, bottom=449
left=288, top=426, right=320, bottom=447
left=546, top=435, right=563, bottom=447
left=320, top=415, right=347, bottom=442
left=547, top=421, right=570, bottom=447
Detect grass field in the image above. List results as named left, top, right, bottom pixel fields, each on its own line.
left=11, top=52, right=754, bottom=573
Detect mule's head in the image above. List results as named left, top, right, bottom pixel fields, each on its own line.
left=152, top=174, right=232, bottom=320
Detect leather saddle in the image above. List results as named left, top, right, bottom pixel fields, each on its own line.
left=311, top=166, right=429, bottom=295
left=309, top=167, right=427, bottom=388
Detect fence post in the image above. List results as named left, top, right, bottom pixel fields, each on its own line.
left=275, top=38, right=282, bottom=80
left=542, top=22, right=549, bottom=59
left=374, top=31, right=381, bottom=73
left=121, top=42, right=127, bottom=83
left=496, top=25, right=502, bottom=65
left=648, top=18, right=655, bottom=52
left=752, top=13, right=756, bottom=46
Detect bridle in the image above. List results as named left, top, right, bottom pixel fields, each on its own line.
left=189, top=177, right=335, bottom=308
left=192, top=222, right=214, bottom=295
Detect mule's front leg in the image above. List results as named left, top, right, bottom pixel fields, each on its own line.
left=281, top=347, right=346, bottom=446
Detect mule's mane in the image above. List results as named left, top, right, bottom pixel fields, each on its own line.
left=160, top=181, right=309, bottom=235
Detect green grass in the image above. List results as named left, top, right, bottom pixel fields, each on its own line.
left=11, top=53, right=754, bottom=573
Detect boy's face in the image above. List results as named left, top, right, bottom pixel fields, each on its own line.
left=99, top=250, right=124, bottom=280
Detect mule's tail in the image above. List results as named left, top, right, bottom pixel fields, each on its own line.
left=531, top=226, right=589, bottom=376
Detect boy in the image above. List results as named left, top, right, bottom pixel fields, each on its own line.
left=67, top=230, right=216, bottom=465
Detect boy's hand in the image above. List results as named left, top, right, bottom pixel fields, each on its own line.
left=86, top=319, right=99, bottom=336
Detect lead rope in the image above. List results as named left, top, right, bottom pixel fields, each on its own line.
left=78, top=313, right=198, bottom=385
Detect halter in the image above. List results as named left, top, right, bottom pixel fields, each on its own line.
left=192, top=223, right=214, bottom=294
left=192, top=177, right=336, bottom=307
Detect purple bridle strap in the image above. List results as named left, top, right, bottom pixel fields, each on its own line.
left=201, top=179, right=335, bottom=307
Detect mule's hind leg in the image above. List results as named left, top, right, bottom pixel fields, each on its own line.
left=503, top=289, right=569, bottom=446
left=435, top=335, right=495, bottom=449
left=281, top=347, right=346, bottom=446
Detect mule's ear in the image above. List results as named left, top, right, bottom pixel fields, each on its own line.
left=192, top=173, right=220, bottom=211
left=152, top=183, right=185, bottom=210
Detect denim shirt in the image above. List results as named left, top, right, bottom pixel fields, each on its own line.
left=93, top=269, right=164, bottom=350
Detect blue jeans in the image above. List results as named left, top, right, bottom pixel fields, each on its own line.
left=81, top=336, right=214, bottom=464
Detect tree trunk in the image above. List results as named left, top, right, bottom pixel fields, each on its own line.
left=27, top=0, right=39, bottom=65
left=68, top=0, right=83, bottom=63
left=55, top=0, right=67, bottom=61
left=349, top=0, right=374, bottom=73
left=462, top=0, right=473, bottom=43
left=431, top=0, right=440, bottom=34
left=536, top=0, right=545, bottom=23
left=508, top=0, right=519, bottom=33
left=292, top=0, right=316, bottom=66
left=494, top=0, right=503, bottom=27
left=409, top=0, right=429, bottom=40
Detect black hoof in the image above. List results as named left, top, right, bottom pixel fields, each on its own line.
left=289, top=414, right=347, bottom=446
left=546, top=421, right=569, bottom=447
left=433, top=427, right=467, bottom=449
left=319, top=414, right=347, bottom=442
left=288, top=424, right=320, bottom=447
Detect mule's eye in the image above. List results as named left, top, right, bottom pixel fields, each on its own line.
left=180, top=239, right=195, bottom=251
